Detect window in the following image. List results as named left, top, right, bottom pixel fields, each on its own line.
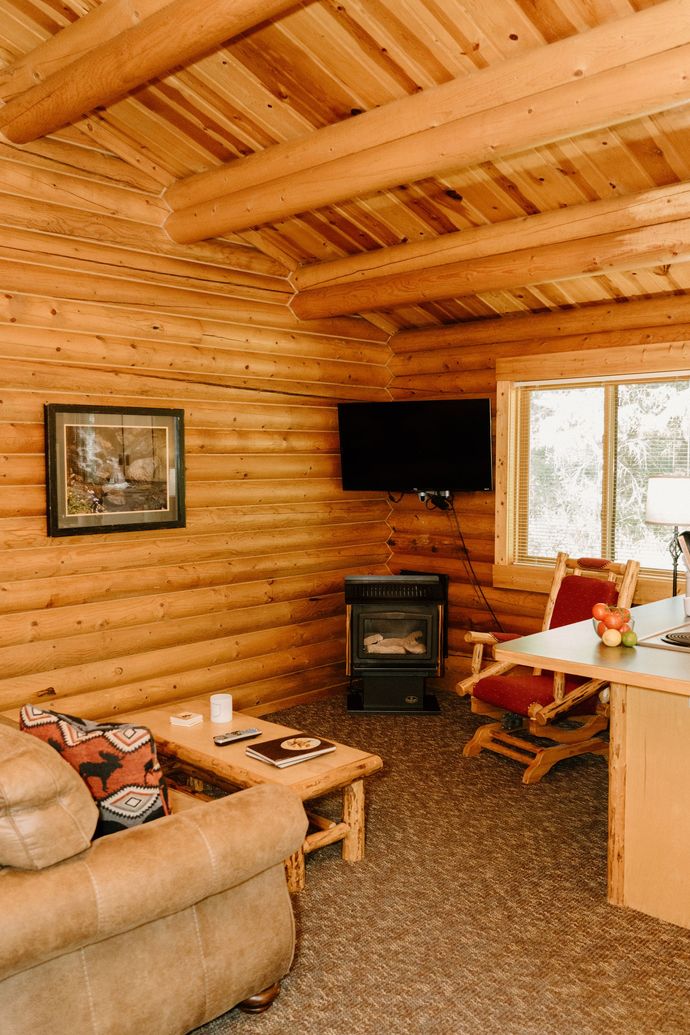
left=516, top=378, right=690, bottom=569
left=494, top=344, right=690, bottom=596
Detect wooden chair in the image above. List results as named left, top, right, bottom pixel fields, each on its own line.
left=456, top=553, right=640, bottom=784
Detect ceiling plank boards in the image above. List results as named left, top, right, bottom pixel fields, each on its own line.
left=163, top=0, right=690, bottom=241
left=2, top=0, right=689, bottom=331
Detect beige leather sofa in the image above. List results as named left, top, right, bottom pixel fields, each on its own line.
left=0, top=723, right=308, bottom=1035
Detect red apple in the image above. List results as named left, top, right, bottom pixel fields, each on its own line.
left=603, top=610, right=624, bottom=630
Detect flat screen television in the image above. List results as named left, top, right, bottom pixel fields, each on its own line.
left=337, top=398, right=493, bottom=493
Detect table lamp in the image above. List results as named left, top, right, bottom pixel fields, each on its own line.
left=645, top=476, right=690, bottom=600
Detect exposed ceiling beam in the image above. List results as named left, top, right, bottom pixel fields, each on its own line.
left=0, top=0, right=172, bottom=102
left=390, top=295, right=690, bottom=352
left=0, top=0, right=299, bottom=144
left=295, top=222, right=690, bottom=318
left=164, top=0, right=690, bottom=243
left=289, top=182, right=690, bottom=319
left=294, top=183, right=690, bottom=291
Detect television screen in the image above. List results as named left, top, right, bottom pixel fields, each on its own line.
left=337, top=398, right=493, bottom=493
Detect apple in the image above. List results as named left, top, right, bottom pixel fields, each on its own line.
left=621, top=630, right=638, bottom=648
left=602, top=628, right=622, bottom=647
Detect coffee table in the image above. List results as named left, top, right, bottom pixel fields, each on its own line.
left=117, top=697, right=383, bottom=892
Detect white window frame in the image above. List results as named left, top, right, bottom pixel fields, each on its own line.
left=493, top=342, right=690, bottom=602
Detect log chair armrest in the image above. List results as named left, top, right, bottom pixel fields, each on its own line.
left=528, top=678, right=608, bottom=725
left=0, top=783, right=308, bottom=983
left=465, top=632, right=501, bottom=646
left=463, top=631, right=522, bottom=677
left=464, top=630, right=500, bottom=678
left=456, top=658, right=517, bottom=697
left=465, top=631, right=521, bottom=646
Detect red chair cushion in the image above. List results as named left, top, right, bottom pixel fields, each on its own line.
left=549, top=574, right=618, bottom=629
left=474, top=672, right=596, bottom=716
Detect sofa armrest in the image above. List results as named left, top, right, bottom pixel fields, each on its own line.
left=0, top=783, right=307, bottom=981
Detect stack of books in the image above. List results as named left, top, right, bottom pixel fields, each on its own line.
left=246, top=733, right=335, bottom=768
left=169, top=711, right=203, bottom=727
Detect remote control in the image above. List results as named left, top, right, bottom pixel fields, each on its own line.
left=213, top=728, right=261, bottom=746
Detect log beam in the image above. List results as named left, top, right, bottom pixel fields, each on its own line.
left=390, top=295, right=690, bottom=352
left=0, top=0, right=172, bottom=102
left=0, top=0, right=299, bottom=144
left=290, top=182, right=690, bottom=319
left=164, top=1, right=690, bottom=242
left=293, top=183, right=690, bottom=293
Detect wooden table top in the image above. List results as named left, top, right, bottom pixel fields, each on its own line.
left=117, top=695, right=383, bottom=801
left=494, top=596, right=690, bottom=697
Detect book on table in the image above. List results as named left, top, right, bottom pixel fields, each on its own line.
left=246, top=733, right=336, bottom=768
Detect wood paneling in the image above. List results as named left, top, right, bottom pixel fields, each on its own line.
left=0, top=138, right=393, bottom=721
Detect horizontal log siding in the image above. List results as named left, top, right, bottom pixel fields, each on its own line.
left=0, top=141, right=393, bottom=720
left=386, top=312, right=687, bottom=683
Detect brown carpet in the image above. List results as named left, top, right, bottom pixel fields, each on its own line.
left=194, top=691, right=690, bottom=1035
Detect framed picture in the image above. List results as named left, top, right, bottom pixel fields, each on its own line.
left=45, top=404, right=185, bottom=536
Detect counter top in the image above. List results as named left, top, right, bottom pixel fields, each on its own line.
left=494, top=595, right=690, bottom=697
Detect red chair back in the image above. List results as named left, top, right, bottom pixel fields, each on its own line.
left=549, top=574, right=618, bottom=629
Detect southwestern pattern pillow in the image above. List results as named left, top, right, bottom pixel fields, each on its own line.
left=19, top=705, right=170, bottom=837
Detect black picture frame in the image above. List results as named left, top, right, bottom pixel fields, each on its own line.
left=44, top=404, right=185, bottom=537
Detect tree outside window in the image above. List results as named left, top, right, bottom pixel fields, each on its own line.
left=520, top=378, right=690, bottom=571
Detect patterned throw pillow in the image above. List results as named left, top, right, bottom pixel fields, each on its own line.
left=19, top=705, right=170, bottom=837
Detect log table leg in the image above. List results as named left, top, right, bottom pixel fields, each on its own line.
left=284, top=777, right=367, bottom=889
left=342, top=777, right=365, bottom=862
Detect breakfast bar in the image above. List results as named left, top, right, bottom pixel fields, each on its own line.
left=493, top=595, right=690, bottom=930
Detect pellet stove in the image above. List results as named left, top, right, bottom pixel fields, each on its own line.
left=345, top=574, right=446, bottom=713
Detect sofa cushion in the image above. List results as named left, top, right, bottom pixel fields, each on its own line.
left=0, top=724, right=98, bottom=870
left=20, top=706, right=170, bottom=837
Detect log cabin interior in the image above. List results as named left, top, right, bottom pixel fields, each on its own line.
left=1, top=1, right=690, bottom=1031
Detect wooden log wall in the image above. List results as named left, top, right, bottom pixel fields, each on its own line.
left=386, top=320, right=549, bottom=685
left=387, top=298, right=690, bottom=686
left=0, top=138, right=393, bottom=722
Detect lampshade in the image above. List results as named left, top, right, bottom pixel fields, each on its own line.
left=645, top=477, right=690, bottom=526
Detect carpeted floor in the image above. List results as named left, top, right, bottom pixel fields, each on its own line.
left=194, top=691, right=690, bottom=1035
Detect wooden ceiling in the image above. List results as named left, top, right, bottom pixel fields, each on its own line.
left=1, top=0, right=690, bottom=334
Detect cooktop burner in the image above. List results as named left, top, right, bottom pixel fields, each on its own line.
left=639, top=621, right=690, bottom=652
left=662, top=630, right=690, bottom=647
